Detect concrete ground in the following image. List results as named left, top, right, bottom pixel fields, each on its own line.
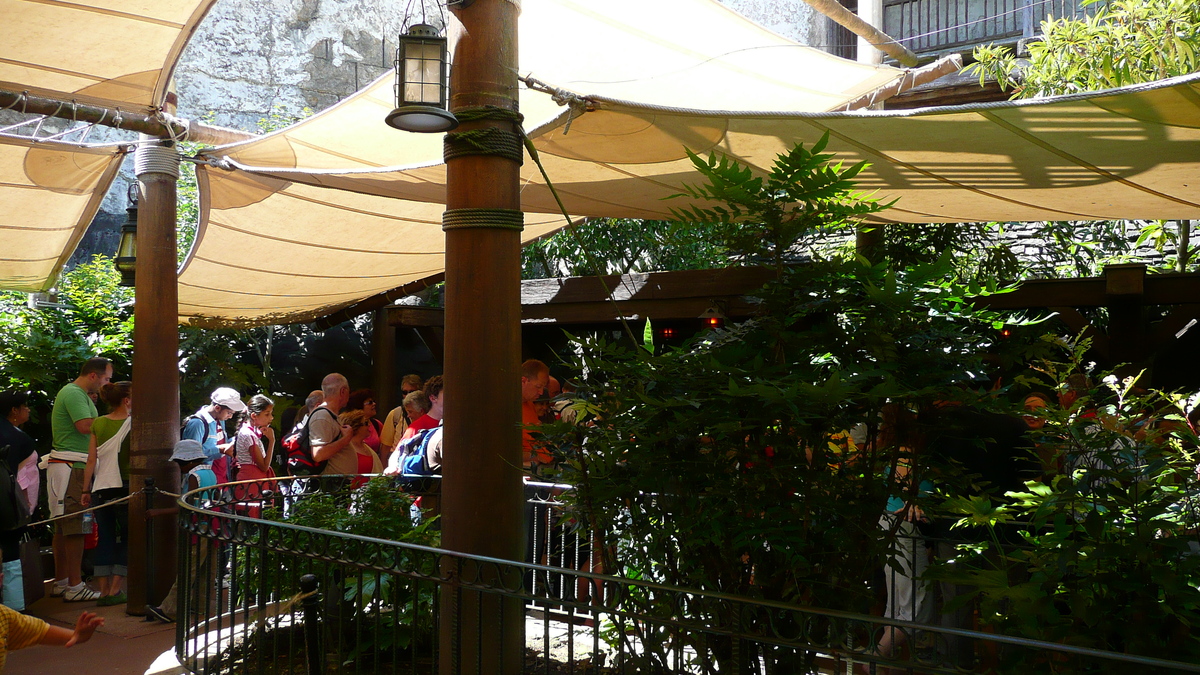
left=6, top=583, right=178, bottom=675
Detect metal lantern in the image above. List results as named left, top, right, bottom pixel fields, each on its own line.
left=114, top=184, right=138, bottom=287
left=385, top=23, right=458, bottom=133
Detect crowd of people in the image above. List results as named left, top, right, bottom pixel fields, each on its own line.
left=0, top=355, right=568, bottom=626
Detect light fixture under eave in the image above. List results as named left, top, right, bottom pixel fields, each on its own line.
left=114, top=184, right=138, bottom=287
left=386, top=23, right=459, bottom=133
left=698, top=306, right=726, bottom=330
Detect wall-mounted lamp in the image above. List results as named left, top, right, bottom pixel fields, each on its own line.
left=385, top=23, right=458, bottom=133
left=698, top=306, right=726, bottom=330
left=114, top=184, right=138, bottom=287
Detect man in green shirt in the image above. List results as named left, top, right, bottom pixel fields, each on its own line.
left=45, top=357, right=111, bottom=602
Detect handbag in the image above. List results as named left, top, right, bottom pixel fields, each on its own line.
left=19, top=535, right=42, bottom=605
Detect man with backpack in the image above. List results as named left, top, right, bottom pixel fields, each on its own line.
left=181, top=388, right=246, bottom=483
left=311, top=374, right=355, bottom=476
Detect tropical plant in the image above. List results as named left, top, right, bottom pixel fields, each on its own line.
left=968, top=0, right=1200, bottom=99
left=521, top=218, right=729, bottom=279
left=536, top=139, right=1028, bottom=672
left=0, top=255, right=133, bottom=442
left=931, top=339, right=1200, bottom=669
left=669, top=133, right=885, bottom=275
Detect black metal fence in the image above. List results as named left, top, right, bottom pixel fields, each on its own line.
left=882, top=0, right=1105, bottom=54
left=174, top=475, right=1200, bottom=675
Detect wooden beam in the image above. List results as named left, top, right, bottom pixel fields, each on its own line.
left=522, top=298, right=761, bottom=324
left=522, top=267, right=777, bottom=306
left=0, top=89, right=256, bottom=145
left=388, top=306, right=447, bottom=327
left=800, top=0, right=920, bottom=66
left=311, top=274, right=445, bottom=331
left=439, top=0, right=524, bottom=670
left=837, top=55, right=964, bottom=111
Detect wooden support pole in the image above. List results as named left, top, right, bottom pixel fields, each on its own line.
left=802, top=0, right=919, bottom=66
left=438, top=0, right=525, bottom=673
left=126, top=139, right=181, bottom=614
left=857, top=0, right=885, bottom=65
left=370, top=309, right=397, bottom=416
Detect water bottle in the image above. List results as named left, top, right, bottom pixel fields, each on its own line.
left=81, top=511, right=94, bottom=535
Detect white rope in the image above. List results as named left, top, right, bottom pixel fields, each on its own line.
left=25, top=492, right=137, bottom=528
left=134, top=142, right=181, bottom=179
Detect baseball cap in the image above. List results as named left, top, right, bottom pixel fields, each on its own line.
left=210, top=387, right=247, bottom=412
left=170, top=439, right=207, bottom=462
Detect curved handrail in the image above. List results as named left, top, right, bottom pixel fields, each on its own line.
left=177, top=474, right=1200, bottom=672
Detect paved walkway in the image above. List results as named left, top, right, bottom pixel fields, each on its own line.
left=6, top=584, right=177, bottom=675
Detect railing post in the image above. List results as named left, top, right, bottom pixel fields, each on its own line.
left=300, top=574, right=323, bottom=675
left=143, top=477, right=156, bottom=607
left=1021, top=0, right=1036, bottom=38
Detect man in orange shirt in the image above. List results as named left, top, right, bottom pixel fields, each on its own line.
left=520, top=360, right=551, bottom=472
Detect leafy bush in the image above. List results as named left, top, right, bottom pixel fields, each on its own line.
left=932, top=341, right=1200, bottom=670
left=537, top=138, right=1024, bottom=672
left=0, top=255, right=132, bottom=439
left=237, top=477, right=441, bottom=663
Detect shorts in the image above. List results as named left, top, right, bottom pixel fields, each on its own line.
left=47, top=463, right=86, bottom=536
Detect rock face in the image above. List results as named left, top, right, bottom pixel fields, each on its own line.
left=174, top=0, right=420, bottom=131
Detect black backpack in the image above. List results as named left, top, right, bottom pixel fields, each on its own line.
left=283, top=409, right=334, bottom=476
left=0, top=446, right=30, bottom=531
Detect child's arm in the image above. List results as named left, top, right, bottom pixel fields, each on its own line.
left=39, top=611, right=104, bottom=647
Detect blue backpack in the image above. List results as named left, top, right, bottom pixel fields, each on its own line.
left=396, top=427, right=441, bottom=486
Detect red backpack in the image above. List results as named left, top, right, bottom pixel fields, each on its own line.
left=282, top=408, right=334, bottom=476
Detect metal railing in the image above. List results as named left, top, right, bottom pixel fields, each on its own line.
left=174, top=475, right=1200, bottom=674
left=882, top=0, right=1105, bottom=54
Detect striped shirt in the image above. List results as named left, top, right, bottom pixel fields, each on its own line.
left=0, top=603, right=49, bottom=671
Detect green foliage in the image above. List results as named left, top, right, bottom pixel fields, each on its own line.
left=0, top=256, right=132, bottom=439
left=968, top=0, right=1200, bottom=99
left=884, top=222, right=1024, bottom=283
left=521, top=218, right=728, bottom=279
left=669, top=132, right=888, bottom=273
left=932, top=341, right=1200, bottom=668
left=537, top=140, right=1026, bottom=671
left=241, top=478, right=440, bottom=662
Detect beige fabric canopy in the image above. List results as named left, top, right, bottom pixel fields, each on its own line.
left=0, top=135, right=123, bottom=292
left=184, top=68, right=1200, bottom=326
left=177, top=0, right=910, bottom=326
left=0, top=0, right=216, bottom=111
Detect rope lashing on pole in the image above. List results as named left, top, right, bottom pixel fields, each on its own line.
left=134, top=142, right=181, bottom=179
left=443, top=106, right=526, bottom=164
left=442, top=208, right=524, bottom=231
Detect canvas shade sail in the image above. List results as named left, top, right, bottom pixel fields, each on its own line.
left=177, top=0, right=909, bottom=325
left=0, top=134, right=123, bottom=291
left=178, top=165, right=569, bottom=325
left=0, top=0, right=216, bottom=112
left=185, top=67, right=1200, bottom=326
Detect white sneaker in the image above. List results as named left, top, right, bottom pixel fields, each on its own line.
left=63, top=583, right=101, bottom=602
left=49, top=580, right=69, bottom=597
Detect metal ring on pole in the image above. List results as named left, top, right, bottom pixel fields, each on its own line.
left=134, top=143, right=181, bottom=179
left=442, top=208, right=524, bottom=231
